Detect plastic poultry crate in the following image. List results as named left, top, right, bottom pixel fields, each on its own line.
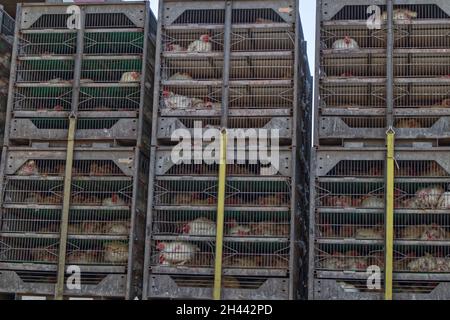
left=144, top=0, right=312, bottom=300
left=312, top=0, right=450, bottom=300
left=6, top=3, right=155, bottom=147
left=0, top=146, right=150, bottom=299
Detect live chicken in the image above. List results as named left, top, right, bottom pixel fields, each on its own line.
left=102, top=194, right=127, bottom=206
left=0, top=52, right=11, bottom=70
left=426, top=163, right=447, bottom=177
left=24, top=192, right=43, bottom=204
left=407, top=253, right=450, bottom=272
left=89, top=162, right=113, bottom=176
left=165, top=43, right=186, bottom=52
left=104, top=242, right=129, bottom=263
left=227, top=220, right=252, bottom=236
left=250, top=221, right=290, bottom=237
left=156, top=241, right=199, bottom=266
left=321, top=195, right=359, bottom=208
left=255, top=18, right=274, bottom=24
left=174, top=194, right=192, bottom=205
left=401, top=197, right=419, bottom=209
left=103, top=221, right=130, bottom=235
left=33, top=249, right=58, bottom=263
left=169, top=72, right=193, bottom=81
left=187, top=35, right=212, bottom=53
left=320, top=251, right=368, bottom=271
left=332, top=36, right=359, bottom=50
left=382, top=9, right=417, bottom=22
left=437, top=192, right=450, bottom=209
left=17, top=160, right=39, bottom=176
left=346, top=251, right=369, bottom=270
left=0, top=78, right=8, bottom=96
left=120, top=72, right=141, bottom=82
left=400, top=225, right=447, bottom=240
left=354, top=227, right=384, bottom=239
left=224, top=256, right=260, bottom=268
left=437, top=99, right=450, bottom=108
left=162, top=91, right=194, bottom=110
left=359, top=196, right=384, bottom=208
left=414, top=186, right=444, bottom=208
left=258, top=194, right=287, bottom=206
left=396, top=119, right=422, bottom=128
left=67, top=251, right=97, bottom=264
left=182, top=217, right=216, bottom=236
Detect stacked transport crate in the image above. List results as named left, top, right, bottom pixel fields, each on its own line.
left=144, top=0, right=312, bottom=300
left=0, top=6, right=14, bottom=151
left=310, top=0, right=450, bottom=299
left=0, top=1, right=156, bottom=299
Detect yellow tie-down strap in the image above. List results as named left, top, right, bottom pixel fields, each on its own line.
left=213, top=129, right=227, bottom=300
left=385, top=128, right=395, bottom=300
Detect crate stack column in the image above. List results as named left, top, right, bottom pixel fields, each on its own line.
left=144, top=0, right=312, bottom=300
left=0, top=2, right=156, bottom=300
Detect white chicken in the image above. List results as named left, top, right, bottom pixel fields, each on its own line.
left=165, top=43, right=186, bottom=52
left=321, top=195, right=359, bottom=208
left=104, top=242, right=129, bottom=263
left=162, top=91, right=193, bottom=110
left=102, top=194, right=127, bottom=207
left=400, top=225, right=447, bottom=241
left=17, top=160, right=39, bottom=176
left=181, top=217, right=216, bottom=236
left=382, top=9, right=417, bottom=22
left=407, top=253, right=450, bottom=272
left=414, top=186, right=444, bottom=209
left=250, top=222, right=290, bottom=237
left=332, top=36, right=359, bottom=50
left=156, top=241, right=199, bottom=266
left=187, top=35, right=212, bottom=53
left=437, top=192, right=450, bottom=209
left=120, top=71, right=141, bottom=82
left=360, top=196, right=384, bottom=208
left=169, top=72, right=193, bottom=81
left=229, top=225, right=252, bottom=236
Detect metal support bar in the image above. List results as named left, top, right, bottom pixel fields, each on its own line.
left=213, top=129, right=227, bottom=300
left=385, top=129, right=395, bottom=300
left=220, top=0, right=232, bottom=128
left=386, top=0, right=394, bottom=128
left=384, top=0, right=395, bottom=301
left=142, top=0, right=164, bottom=300
left=54, top=7, right=85, bottom=300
